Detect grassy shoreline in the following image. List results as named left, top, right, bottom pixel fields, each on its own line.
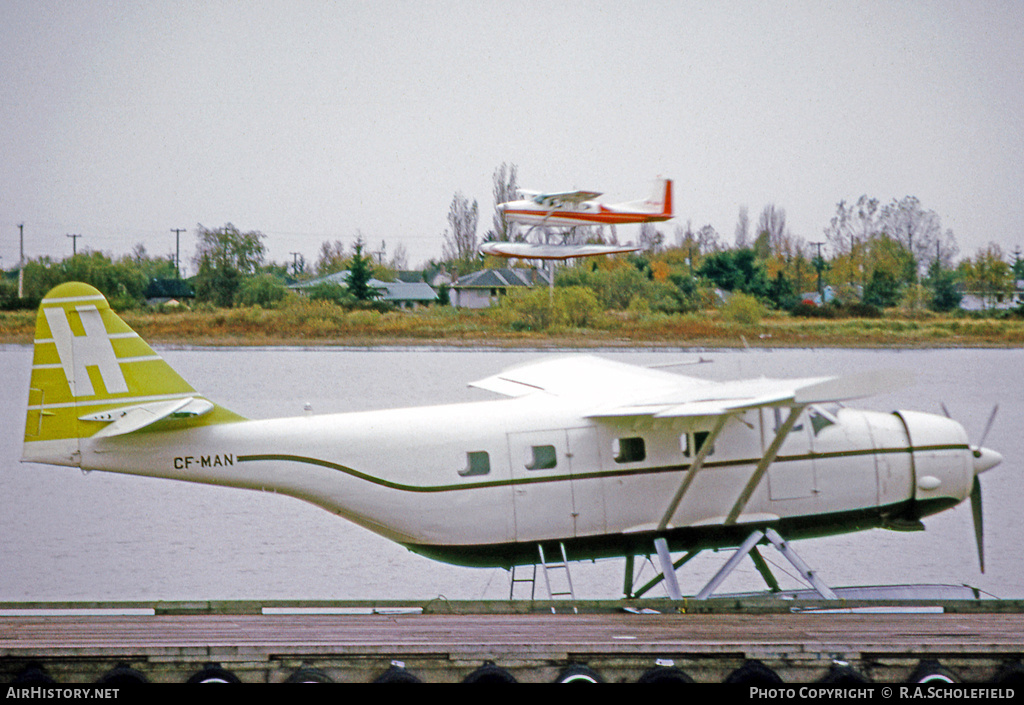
left=2, top=306, right=1023, bottom=349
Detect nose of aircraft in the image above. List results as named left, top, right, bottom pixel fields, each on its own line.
left=973, top=447, right=1003, bottom=475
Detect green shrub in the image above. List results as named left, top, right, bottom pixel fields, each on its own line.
left=235, top=273, right=287, bottom=307
left=499, top=286, right=603, bottom=331
left=721, top=292, right=764, bottom=325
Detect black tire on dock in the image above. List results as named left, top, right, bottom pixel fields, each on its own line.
left=817, top=664, right=870, bottom=684
left=187, top=664, right=241, bottom=683
left=463, top=661, right=517, bottom=683
left=96, top=662, right=148, bottom=684
left=636, top=666, right=695, bottom=684
left=724, top=659, right=784, bottom=684
left=991, top=661, right=1024, bottom=685
left=554, top=664, right=604, bottom=683
left=12, top=663, right=55, bottom=684
left=373, top=665, right=421, bottom=683
left=285, top=667, right=333, bottom=683
left=907, top=660, right=959, bottom=684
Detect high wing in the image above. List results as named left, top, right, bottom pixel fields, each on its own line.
left=532, top=190, right=602, bottom=206
left=469, top=355, right=694, bottom=399
left=480, top=242, right=640, bottom=260
left=469, top=355, right=913, bottom=416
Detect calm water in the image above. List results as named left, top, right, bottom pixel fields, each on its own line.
left=2, top=345, right=1021, bottom=601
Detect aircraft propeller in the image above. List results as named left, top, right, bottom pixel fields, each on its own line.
left=941, top=403, right=1000, bottom=573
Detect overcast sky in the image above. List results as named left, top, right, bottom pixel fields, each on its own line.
left=2, top=0, right=1022, bottom=273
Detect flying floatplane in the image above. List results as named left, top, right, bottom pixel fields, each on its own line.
left=495, top=176, right=674, bottom=233
left=22, top=283, right=1003, bottom=600
left=483, top=177, right=674, bottom=292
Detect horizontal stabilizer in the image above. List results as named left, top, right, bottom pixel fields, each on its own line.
left=23, top=282, right=245, bottom=463
left=85, top=397, right=215, bottom=438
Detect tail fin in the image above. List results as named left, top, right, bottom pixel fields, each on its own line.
left=23, top=283, right=244, bottom=467
left=645, top=177, right=673, bottom=217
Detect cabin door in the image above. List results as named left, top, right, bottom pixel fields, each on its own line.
left=765, top=407, right=818, bottom=501
left=507, top=428, right=600, bottom=542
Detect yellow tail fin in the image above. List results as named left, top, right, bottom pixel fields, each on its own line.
left=23, top=282, right=244, bottom=466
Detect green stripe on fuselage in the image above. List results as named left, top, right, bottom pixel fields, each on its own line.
left=237, top=444, right=969, bottom=494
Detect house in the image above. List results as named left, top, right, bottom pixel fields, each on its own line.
left=290, top=271, right=438, bottom=308
left=799, top=285, right=837, bottom=307
left=145, top=278, right=195, bottom=306
left=960, top=280, right=1024, bottom=311
left=450, top=268, right=551, bottom=309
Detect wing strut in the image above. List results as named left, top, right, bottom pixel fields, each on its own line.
left=724, top=404, right=807, bottom=525
left=658, top=414, right=730, bottom=532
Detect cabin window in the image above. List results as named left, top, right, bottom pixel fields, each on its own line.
left=809, top=407, right=838, bottom=436
left=773, top=407, right=804, bottom=434
left=460, top=451, right=490, bottom=477
left=682, top=431, right=715, bottom=458
left=526, top=444, right=557, bottom=470
left=613, top=436, right=646, bottom=464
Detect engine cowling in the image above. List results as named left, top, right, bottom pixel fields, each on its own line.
left=893, top=410, right=972, bottom=508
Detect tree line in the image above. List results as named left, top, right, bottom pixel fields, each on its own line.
left=3, top=164, right=1023, bottom=315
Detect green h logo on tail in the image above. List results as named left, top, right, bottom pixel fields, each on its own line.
left=23, top=283, right=243, bottom=466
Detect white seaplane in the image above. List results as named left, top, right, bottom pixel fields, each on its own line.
left=497, top=177, right=674, bottom=230
left=22, top=283, right=1003, bottom=599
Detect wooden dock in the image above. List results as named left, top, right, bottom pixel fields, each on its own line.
left=3, top=601, right=1024, bottom=683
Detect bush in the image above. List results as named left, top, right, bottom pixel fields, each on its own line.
left=234, top=274, right=287, bottom=307
left=721, top=292, right=764, bottom=325
left=789, top=301, right=881, bottom=319
left=996, top=303, right=1024, bottom=320
left=303, top=282, right=355, bottom=307
left=842, top=302, right=883, bottom=318
left=0, top=279, right=19, bottom=310
left=499, top=286, right=603, bottom=331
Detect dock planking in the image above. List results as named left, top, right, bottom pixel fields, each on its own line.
left=3, top=602, right=1024, bottom=683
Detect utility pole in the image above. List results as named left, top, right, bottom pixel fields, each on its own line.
left=171, top=228, right=186, bottom=278
left=67, top=233, right=81, bottom=256
left=18, top=223, right=24, bottom=299
left=290, top=252, right=303, bottom=277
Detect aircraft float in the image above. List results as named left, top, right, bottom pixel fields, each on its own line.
left=21, top=283, right=1003, bottom=599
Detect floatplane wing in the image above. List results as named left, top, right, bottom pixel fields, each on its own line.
left=530, top=189, right=603, bottom=207
left=469, top=355, right=914, bottom=417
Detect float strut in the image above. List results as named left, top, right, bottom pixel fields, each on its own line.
left=653, top=538, right=682, bottom=600
left=695, top=529, right=765, bottom=599
left=764, top=528, right=837, bottom=600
